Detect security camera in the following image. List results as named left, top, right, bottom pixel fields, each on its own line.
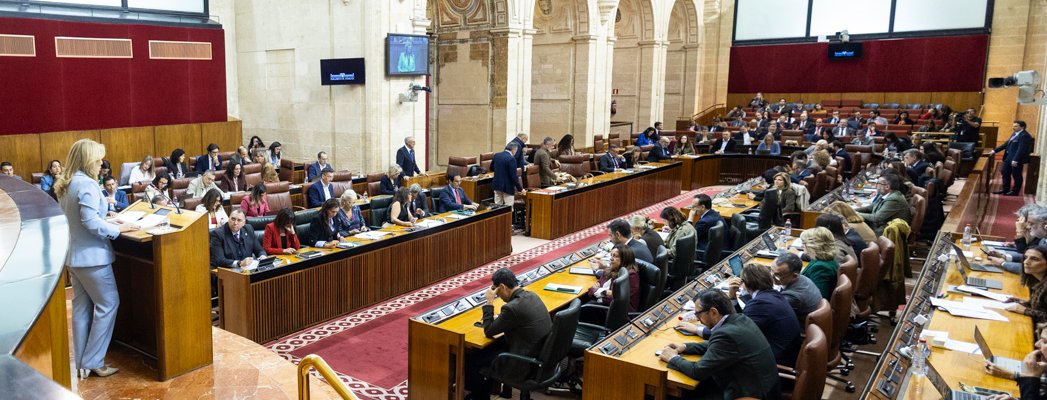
left=835, top=30, right=850, bottom=43
left=410, top=84, right=432, bottom=93
left=987, top=70, right=1045, bottom=105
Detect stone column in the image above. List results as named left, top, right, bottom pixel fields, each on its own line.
left=490, top=27, right=534, bottom=144
left=636, top=39, right=669, bottom=127
left=681, top=43, right=701, bottom=117
left=571, top=34, right=598, bottom=147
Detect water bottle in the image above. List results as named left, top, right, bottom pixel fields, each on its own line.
left=910, top=339, right=930, bottom=376
left=961, top=224, right=973, bottom=248
left=782, top=220, right=792, bottom=240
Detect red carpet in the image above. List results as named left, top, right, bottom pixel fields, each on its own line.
left=265, top=186, right=727, bottom=400
left=978, top=159, right=1035, bottom=239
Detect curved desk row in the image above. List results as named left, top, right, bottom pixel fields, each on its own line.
left=671, top=154, right=792, bottom=191
left=0, top=176, right=73, bottom=397
left=217, top=206, right=512, bottom=344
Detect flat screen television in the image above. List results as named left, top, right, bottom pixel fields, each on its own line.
left=827, top=42, right=862, bottom=60
left=386, top=34, right=429, bottom=76
left=320, top=58, right=366, bottom=85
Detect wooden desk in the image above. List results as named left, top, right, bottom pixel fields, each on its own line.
left=110, top=201, right=212, bottom=380
left=527, top=163, right=681, bottom=240
left=672, top=154, right=790, bottom=191
left=862, top=233, right=1032, bottom=399
left=217, top=206, right=512, bottom=343
left=407, top=247, right=601, bottom=400
left=461, top=173, right=493, bottom=203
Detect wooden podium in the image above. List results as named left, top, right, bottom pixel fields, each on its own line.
left=110, top=201, right=213, bottom=381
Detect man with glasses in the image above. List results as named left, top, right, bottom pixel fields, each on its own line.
left=594, top=219, right=654, bottom=264
left=659, top=289, right=780, bottom=398
left=209, top=209, right=266, bottom=269
left=855, top=173, right=910, bottom=236
left=770, top=253, right=822, bottom=324
left=988, top=205, right=1047, bottom=273
left=195, top=143, right=222, bottom=174
left=439, top=173, right=477, bottom=211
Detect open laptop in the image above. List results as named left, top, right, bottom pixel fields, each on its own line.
left=973, top=326, right=1024, bottom=373
left=755, top=233, right=781, bottom=259
left=956, top=260, right=1003, bottom=290
left=950, top=243, right=1003, bottom=273
left=925, top=362, right=989, bottom=400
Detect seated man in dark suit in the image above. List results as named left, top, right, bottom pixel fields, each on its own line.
left=902, top=149, right=930, bottom=184
left=598, top=143, right=626, bottom=172
left=687, top=194, right=721, bottom=254
left=831, top=140, right=852, bottom=173
left=306, top=151, right=331, bottom=182
left=594, top=219, right=654, bottom=264
left=408, top=183, right=430, bottom=218
left=396, top=136, right=424, bottom=178
left=711, top=131, right=736, bottom=154
left=306, top=168, right=335, bottom=208
left=726, top=264, right=802, bottom=366
left=646, top=137, right=672, bottom=163
left=209, top=209, right=266, bottom=269
left=195, top=143, right=222, bottom=174
left=659, top=289, right=780, bottom=399
left=771, top=253, right=824, bottom=325
left=440, top=173, right=478, bottom=212
left=101, top=176, right=129, bottom=214
left=464, top=268, right=551, bottom=399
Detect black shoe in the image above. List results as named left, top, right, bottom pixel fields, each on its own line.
left=993, top=190, right=1009, bottom=195
left=1005, top=192, right=1020, bottom=196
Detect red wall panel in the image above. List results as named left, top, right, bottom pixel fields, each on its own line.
left=0, top=17, right=226, bottom=135
left=727, top=35, right=989, bottom=93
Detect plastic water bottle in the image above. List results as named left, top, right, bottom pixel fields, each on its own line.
left=961, top=224, right=973, bottom=248
left=782, top=220, right=792, bottom=240
left=910, top=339, right=930, bottom=376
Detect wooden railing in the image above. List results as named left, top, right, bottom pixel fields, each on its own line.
left=297, top=354, right=356, bottom=400
left=693, top=103, right=726, bottom=126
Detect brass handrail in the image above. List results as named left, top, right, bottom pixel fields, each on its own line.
left=297, top=354, right=357, bottom=400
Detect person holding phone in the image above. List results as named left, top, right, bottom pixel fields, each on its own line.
left=263, top=208, right=300, bottom=255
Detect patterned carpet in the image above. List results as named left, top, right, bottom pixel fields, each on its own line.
left=265, top=187, right=726, bottom=400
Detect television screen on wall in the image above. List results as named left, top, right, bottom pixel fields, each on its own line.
left=827, top=42, right=863, bottom=60
left=320, top=58, right=366, bottom=85
left=386, top=34, right=429, bottom=76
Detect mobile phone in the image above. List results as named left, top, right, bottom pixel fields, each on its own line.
left=473, top=321, right=483, bottom=327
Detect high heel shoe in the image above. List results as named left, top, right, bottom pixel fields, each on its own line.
left=78, top=366, right=119, bottom=379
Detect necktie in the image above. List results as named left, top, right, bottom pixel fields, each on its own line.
left=612, top=156, right=618, bottom=169
left=409, top=149, right=415, bottom=161
left=234, top=232, right=241, bottom=242
left=453, top=188, right=461, bottom=204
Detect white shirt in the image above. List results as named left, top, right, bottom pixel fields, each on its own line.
left=323, top=183, right=333, bottom=200
left=129, top=167, right=154, bottom=184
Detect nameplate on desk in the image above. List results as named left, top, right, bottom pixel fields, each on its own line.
left=569, top=267, right=595, bottom=275
left=544, top=283, right=581, bottom=294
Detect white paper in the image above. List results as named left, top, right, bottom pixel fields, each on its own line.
left=943, top=339, right=980, bottom=353
left=956, top=285, right=1012, bottom=302
left=446, top=213, right=468, bottom=220
left=135, top=214, right=167, bottom=229
left=569, top=267, right=595, bottom=275
left=416, top=219, right=445, bottom=228
left=112, top=211, right=145, bottom=224
left=947, top=307, right=1010, bottom=322
left=544, top=283, right=582, bottom=294
left=961, top=297, right=1008, bottom=310
left=354, top=231, right=391, bottom=240
left=658, top=231, right=670, bottom=241
left=546, top=186, right=566, bottom=191
left=983, top=240, right=1007, bottom=247
left=682, top=300, right=696, bottom=311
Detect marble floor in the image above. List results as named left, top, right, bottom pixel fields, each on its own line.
left=68, top=290, right=340, bottom=400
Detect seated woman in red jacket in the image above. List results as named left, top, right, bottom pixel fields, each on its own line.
left=587, top=243, right=641, bottom=312
left=263, top=208, right=300, bottom=255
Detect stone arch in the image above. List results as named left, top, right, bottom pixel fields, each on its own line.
left=612, top=0, right=663, bottom=132
left=530, top=0, right=590, bottom=141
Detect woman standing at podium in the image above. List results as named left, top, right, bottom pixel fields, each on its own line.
left=53, top=139, right=138, bottom=379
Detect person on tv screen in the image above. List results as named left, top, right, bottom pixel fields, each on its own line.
left=397, top=39, right=416, bottom=73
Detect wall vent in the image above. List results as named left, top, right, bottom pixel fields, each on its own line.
left=149, top=40, right=212, bottom=60
left=0, top=34, right=36, bottom=57
left=55, top=37, right=133, bottom=58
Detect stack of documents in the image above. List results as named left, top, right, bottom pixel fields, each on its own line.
left=416, top=220, right=445, bottom=228
left=929, top=297, right=1008, bottom=321
left=354, top=231, right=391, bottom=240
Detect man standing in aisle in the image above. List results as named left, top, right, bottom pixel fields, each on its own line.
left=991, top=120, right=1034, bottom=196
left=491, top=143, right=522, bottom=206
left=396, top=136, right=424, bottom=178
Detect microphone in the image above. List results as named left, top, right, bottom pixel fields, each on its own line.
left=171, top=194, right=183, bottom=215
left=148, top=192, right=156, bottom=209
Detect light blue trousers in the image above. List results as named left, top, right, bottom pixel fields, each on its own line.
left=68, top=264, right=120, bottom=370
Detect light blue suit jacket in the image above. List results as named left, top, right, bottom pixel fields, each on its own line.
left=60, top=171, right=121, bottom=268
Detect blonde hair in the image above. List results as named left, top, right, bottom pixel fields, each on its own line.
left=773, top=172, right=792, bottom=191
left=387, top=164, right=403, bottom=177
left=261, top=162, right=279, bottom=182
left=801, top=227, right=837, bottom=261
left=813, top=150, right=831, bottom=168
left=340, top=189, right=359, bottom=206
left=53, top=139, right=106, bottom=199
left=628, top=214, right=650, bottom=230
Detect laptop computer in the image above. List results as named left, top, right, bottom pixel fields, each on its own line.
left=925, top=361, right=989, bottom=400
left=952, top=245, right=1004, bottom=289
left=727, top=254, right=744, bottom=276
left=950, top=243, right=1002, bottom=273
left=973, top=326, right=1024, bottom=373
left=755, top=233, right=781, bottom=259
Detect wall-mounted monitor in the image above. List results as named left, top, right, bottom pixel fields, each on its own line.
left=320, top=58, right=366, bottom=85
left=386, top=34, right=429, bottom=76
left=828, top=42, right=862, bottom=60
